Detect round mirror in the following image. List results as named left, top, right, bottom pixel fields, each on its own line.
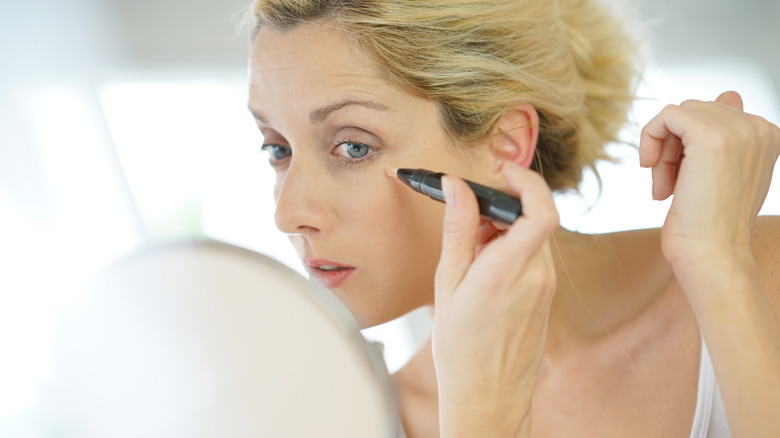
left=48, top=240, right=399, bottom=437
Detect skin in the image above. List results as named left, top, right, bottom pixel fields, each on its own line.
left=249, top=21, right=780, bottom=438
left=248, top=21, right=498, bottom=327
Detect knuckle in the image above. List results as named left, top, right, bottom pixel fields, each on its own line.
left=547, top=208, right=561, bottom=228
left=698, top=120, right=735, bottom=152
left=523, top=263, right=556, bottom=297
left=639, top=121, right=654, bottom=138
left=442, top=207, right=470, bottom=237
left=751, top=115, right=773, bottom=141
left=532, top=169, right=552, bottom=188
left=537, top=207, right=560, bottom=233
left=441, top=211, right=477, bottom=252
left=663, top=103, right=679, bottom=112
left=442, top=213, right=461, bottom=235
left=679, top=99, right=701, bottom=108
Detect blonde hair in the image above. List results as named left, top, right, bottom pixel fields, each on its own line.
left=247, top=0, right=640, bottom=192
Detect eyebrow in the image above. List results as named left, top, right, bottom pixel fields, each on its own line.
left=248, top=98, right=391, bottom=125
left=308, top=98, right=391, bottom=123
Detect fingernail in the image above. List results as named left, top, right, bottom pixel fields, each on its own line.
left=442, top=176, right=458, bottom=207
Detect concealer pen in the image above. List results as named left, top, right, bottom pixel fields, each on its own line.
left=394, top=168, right=522, bottom=224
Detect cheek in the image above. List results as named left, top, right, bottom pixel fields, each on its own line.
left=349, top=175, right=445, bottom=275
left=344, top=181, right=443, bottom=320
left=330, top=170, right=444, bottom=283
left=342, top=172, right=444, bottom=235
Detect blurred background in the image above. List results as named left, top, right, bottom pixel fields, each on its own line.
left=1, top=0, right=779, bottom=432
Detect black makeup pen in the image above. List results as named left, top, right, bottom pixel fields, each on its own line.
left=394, top=168, right=522, bottom=224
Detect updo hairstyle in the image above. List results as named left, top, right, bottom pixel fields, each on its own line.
left=248, top=0, right=640, bottom=191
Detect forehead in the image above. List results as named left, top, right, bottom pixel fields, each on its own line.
left=248, top=23, right=392, bottom=119
left=251, top=21, right=372, bottom=70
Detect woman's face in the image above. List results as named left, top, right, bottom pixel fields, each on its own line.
left=248, top=22, right=496, bottom=327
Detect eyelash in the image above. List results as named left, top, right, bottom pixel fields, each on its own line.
left=260, top=144, right=291, bottom=168
left=330, top=140, right=383, bottom=169
left=260, top=140, right=382, bottom=169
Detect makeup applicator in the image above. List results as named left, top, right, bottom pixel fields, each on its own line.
left=387, top=167, right=522, bottom=224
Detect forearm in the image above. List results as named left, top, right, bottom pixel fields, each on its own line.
left=676, top=251, right=780, bottom=437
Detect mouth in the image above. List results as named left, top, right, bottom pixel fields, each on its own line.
left=304, top=259, right=357, bottom=288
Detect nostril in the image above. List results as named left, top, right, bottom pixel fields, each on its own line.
left=295, top=224, right=321, bottom=234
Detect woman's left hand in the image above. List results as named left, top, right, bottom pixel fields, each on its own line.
left=641, top=91, right=780, bottom=438
left=639, top=91, right=779, bottom=283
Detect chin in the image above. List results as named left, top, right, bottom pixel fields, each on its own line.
left=350, top=308, right=393, bottom=330
left=331, top=283, right=431, bottom=329
left=346, top=303, right=408, bottom=330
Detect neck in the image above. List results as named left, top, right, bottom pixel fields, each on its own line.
left=544, top=227, right=671, bottom=356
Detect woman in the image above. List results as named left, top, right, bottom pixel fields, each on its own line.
left=245, top=0, right=780, bottom=436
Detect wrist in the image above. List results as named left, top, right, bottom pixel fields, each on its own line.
left=669, top=247, right=762, bottom=317
left=663, top=233, right=752, bottom=269
left=438, top=395, right=531, bottom=438
left=666, top=240, right=755, bottom=287
left=437, top=376, right=534, bottom=438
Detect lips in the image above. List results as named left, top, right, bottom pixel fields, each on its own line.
left=304, top=258, right=357, bottom=288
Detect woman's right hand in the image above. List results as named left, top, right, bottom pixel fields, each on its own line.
left=432, top=161, right=559, bottom=437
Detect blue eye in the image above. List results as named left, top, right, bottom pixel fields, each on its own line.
left=337, top=141, right=371, bottom=159
left=331, top=141, right=381, bottom=169
left=261, top=144, right=292, bottom=162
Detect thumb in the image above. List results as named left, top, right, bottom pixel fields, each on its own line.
left=716, top=90, right=744, bottom=111
left=435, top=176, right=481, bottom=302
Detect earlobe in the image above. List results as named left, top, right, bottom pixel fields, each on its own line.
left=491, top=104, right=539, bottom=170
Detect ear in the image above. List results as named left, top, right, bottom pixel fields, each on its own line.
left=489, top=104, right=539, bottom=169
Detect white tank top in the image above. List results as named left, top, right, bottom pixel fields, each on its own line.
left=689, top=339, right=731, bottom=437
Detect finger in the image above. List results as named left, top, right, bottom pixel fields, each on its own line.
left=716, top=90, right=744, bottom=111
left=436, top=175, right=481, bottom=299
left=640, top=104, right=697, bottom=167
left=476, top=220, right=501, bottom=246
left=490, top=219, right=511, bottom=232
left=651, top=161, right=676, bottom=200
left=481, top=162, right=558, bottom=265
left=652, top=134, right=683, bottom=200
left=639, top=105, right=678, bottom=168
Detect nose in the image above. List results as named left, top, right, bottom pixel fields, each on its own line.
left=273, top=162, right=333, bottom=236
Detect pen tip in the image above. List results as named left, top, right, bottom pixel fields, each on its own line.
left=386, top=166, right=399, bottom=178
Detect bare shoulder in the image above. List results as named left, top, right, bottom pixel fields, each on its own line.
left=752, top=215, right=780, bottom=310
